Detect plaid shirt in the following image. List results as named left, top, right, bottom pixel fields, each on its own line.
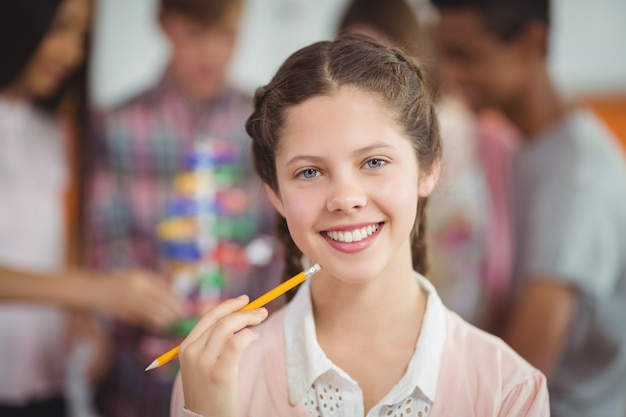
left=86, top=74, right=282, bottom=417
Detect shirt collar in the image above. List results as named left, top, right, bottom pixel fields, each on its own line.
left=284, top=277, right=333, bottom=405
left=284, top=272, right=447, bottom=405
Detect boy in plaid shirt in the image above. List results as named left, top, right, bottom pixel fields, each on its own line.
left=86, top=1, right=280, bottom=416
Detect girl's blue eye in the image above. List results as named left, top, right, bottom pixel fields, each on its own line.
left=366, top=158, right=385, bottom=169
left=298, top=168, right=319, bottom=179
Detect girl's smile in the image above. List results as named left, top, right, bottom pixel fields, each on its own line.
left=321, top=222, right=383, bottom=253
left=266, top=86, right=437, bottom=284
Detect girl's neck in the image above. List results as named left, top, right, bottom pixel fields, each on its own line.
left=310, top=266, right=425, bottom=343
left=311, top=267, right=427, bottom=414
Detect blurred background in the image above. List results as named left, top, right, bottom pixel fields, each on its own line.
left=92, top=0, right=626, bottom=104
left=88, top=2, right=626, bottom=415
left=92, top=0, right=626, bottom=147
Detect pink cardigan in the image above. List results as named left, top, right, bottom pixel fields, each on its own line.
left=171, top=307, right=549, bottom=416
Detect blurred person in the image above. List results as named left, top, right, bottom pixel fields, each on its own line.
left=337, top=0, right=425, bottom=57
left=86, top=0, right=280, bottom=416
left=337, top=0, right=518, bottom=326
left=0, top=269, right=183, bottom=331
left=0, top=0, right=183, bottom=416
left=433, top=0, right=626, bottom=415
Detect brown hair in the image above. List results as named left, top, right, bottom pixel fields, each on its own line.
left=337, top=0, right=423, bottom=58
left=246, top=34, right=442, bottom=286
left=431, top=0, right=550, bottom=42
left=159, top=0, right=242, bottom=24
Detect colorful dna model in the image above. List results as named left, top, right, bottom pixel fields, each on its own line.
left=156, top=137, right=273, bottom=338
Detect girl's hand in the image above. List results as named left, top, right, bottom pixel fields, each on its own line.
left=93, top=269, right=185, bottom=332
left=179, top=295, right=268, bottom=417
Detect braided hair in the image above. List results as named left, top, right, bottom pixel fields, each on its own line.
left=246, top=34, right=442, bottom=291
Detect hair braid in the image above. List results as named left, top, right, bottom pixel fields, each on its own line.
left=411, top=197, right=430, bottom=275
left=274, top=213, right=303, bottom=300
left=392, top=48, right=440, bottom=277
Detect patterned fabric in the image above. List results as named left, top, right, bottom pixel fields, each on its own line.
left=86, top=74, right=281, bottom=417
left=302, top=379, right=431, bottom=417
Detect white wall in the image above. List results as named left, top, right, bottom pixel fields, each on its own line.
left=550, top=0, right=626, bottom=97
left=91, top=0, right=626, bottom=109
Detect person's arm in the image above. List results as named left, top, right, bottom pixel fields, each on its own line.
left=1, top=266, right=95, bottom=306
left=0, top=266, right=184, bottom=331
left=502, top=278, right=577, bottom=378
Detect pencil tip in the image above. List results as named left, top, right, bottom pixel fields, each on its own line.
left=145, top=360, right=159, bottom=371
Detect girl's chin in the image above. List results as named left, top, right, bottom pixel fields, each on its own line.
left=314, top=263, right=383, bottom=286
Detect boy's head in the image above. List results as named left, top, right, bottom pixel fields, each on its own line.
left=337, top=0, right=422, bottom=58
left=159, top=0, right=243, bottom=101
left=431, top=0, right=550, bottom=111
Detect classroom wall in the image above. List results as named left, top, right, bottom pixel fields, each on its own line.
left=90, top=0, right=626, bottom=109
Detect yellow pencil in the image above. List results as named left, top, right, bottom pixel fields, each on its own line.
left=145, top=263, right=321, bottom=371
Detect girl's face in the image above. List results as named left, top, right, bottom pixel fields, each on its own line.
left=14, top=0, right=89, bottom=99
left=267, top=87, right=438, bottom=285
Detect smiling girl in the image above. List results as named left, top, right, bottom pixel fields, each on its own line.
left=171, top=35, right=549, bottom=417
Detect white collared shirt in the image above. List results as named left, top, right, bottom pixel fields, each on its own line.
left=284, top=272, right=447, bottom=417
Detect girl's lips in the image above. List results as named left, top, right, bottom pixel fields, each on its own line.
left=321, top=222, right=383, bottom=253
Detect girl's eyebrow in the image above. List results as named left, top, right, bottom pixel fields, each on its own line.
left=285, top=155, right=324, bottom=167
left=354, top=142, right=396, bottom=156
left=285, top=142, right=396, bottom=167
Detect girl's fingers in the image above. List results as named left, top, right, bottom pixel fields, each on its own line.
left=182, top=295, right=250, bottom=345
left=211, top=328, right=260, bottom=382
left=199, top=308, right=268, bottom=363
left=179, top=308, right=268, bottom=378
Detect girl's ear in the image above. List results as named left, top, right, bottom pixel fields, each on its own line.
left=264, top=184, right=286, bottom=218
left=418, top=161, right=440, bottom=197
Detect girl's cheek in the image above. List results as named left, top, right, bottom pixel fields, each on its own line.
left=281, top=188, right=322, bottom=234
left=283, top=191, right=318, bottom=221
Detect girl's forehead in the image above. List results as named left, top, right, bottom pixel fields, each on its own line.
left=286, top=86, right=389, bottom=114
left=281, top=87, right=396, bottom=134
left=276, top=87, right=410, bottom=158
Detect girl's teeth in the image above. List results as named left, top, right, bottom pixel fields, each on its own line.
left=326, top=224, right=379, bottom=243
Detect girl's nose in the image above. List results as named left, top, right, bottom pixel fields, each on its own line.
left=326, top=177, right=367, bottom=213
